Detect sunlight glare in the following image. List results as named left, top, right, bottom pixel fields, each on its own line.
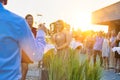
left=72, top=13, right=108, bottom=32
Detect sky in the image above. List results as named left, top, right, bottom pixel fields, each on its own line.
left=4, top=0, right=120, bottom=32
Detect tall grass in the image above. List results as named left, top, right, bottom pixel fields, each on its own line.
left=43, top=49, right=102, bottom=80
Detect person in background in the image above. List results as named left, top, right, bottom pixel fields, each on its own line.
left=25, top=14, right=37, bottom=37
left=21, top=14, right=37, bottom=80
left=0, top=0, right=46, bottom=80
left=102, top=33, right=110, bottom=70
left=85, top=34, right=94, bottom=62
left=113, top=32, right=120, bottom=73
left=109, top=30, right=116, bottom=69
left=70, top=37, right=83, bottom=54
left=93, top=31, right=104, bottom=66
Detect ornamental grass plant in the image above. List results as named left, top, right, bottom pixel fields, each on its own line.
left=43, top=49, right=102, bottom=80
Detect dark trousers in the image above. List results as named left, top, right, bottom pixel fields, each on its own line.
left=93, top=50, right=103, bottom=66
left=41, top=69, right=48, bottom=80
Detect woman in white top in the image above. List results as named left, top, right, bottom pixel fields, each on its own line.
left=102, top=33, right=110, bottom=69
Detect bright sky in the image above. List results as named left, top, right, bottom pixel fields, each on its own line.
left=5, top=0, right=120, bottom=32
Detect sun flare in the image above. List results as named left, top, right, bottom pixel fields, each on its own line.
left=72, top=13, right=108, bottom=32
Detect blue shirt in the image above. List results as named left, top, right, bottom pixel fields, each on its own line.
left=0, top=3, right=46, bottom=80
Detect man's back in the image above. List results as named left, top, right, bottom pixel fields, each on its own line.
left=0, top=3, right=28, bottom=79
left=0, top=1, right=46, bottom=79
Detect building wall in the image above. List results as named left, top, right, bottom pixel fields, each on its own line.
left=108, top=24, right=120, bottom=34
left=92, top=1, right=120, bottom=33
left=92, top=1, right=120, bottom=24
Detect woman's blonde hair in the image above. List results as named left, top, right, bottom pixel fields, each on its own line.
left=55, top=20, right=65, bottom=30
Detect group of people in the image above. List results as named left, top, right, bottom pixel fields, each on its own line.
left=0, top=0, right=120, bottom=80
left=0, top=1, right=72, bottom=79
left=23, top=19, right=72, bottom=80
left=84, top=30, right=120, bottom=73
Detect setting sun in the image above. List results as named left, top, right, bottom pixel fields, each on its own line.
left=71, top=13, right=108, bottom=32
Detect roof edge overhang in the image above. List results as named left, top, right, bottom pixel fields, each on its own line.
left=92, top=1, right=120, bottom=25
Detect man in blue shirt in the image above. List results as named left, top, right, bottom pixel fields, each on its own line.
left=0, top=0, right=46, bottom=80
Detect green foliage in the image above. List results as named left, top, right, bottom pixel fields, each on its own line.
left=43, top=49, right=102, bottom=80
